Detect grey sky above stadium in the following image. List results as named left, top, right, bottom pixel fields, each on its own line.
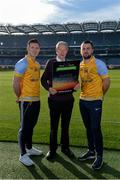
left=0, top=0, right=120, bottom=25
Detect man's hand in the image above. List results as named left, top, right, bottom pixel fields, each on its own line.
left=74, top=83, right=80, bottom=91
left=16, top=97, right=19, bottom=103
left=49, top=87, right=57, bottom=95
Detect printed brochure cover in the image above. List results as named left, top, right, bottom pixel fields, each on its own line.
left=52, top=60, right=80, bottom=93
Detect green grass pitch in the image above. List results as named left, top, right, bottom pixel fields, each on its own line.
left=0, top=70, right=120, bottom=150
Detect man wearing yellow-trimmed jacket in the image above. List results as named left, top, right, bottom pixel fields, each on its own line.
left=78, top=40, right=110, bottom=170
left=13, top=39, right=42, bottom=166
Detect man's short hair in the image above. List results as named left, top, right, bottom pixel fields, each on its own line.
left=27, top=39, right=40, bottom=47
left=56, top=41, right=69, bottom=49
left=81, top=40, right=94, bottom=49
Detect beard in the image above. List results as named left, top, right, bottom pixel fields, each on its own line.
left=83, top=55, right=92, bottom=60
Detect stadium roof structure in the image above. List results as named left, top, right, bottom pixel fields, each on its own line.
left=0, top=20, right=120, bottom=35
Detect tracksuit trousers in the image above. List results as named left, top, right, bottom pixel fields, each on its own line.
left=79, top=99, right=103, bottom=156
left=18, top=101, right=40, bottom=155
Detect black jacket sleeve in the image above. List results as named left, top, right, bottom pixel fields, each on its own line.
left=41, top=59, right=54, bottom=91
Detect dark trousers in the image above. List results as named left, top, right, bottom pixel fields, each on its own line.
left=79, top=99, right=103, bottom=156
left=18, top=101, right=40, bottom=155
left=48, top=97, right=74, bottom=152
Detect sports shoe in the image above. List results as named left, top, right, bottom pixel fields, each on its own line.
left=26, top=147, right=43, bottom=156
left=92, top=155, right=103, bottom=170
left=46, top=151, right=56, bottom=160
left=78, top=150, right=95, bottom=161
left=61, top=148, right=75, bottom=158
left=19, top=153, right=34, bottom=166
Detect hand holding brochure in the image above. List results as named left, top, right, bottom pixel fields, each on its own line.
left=52, top=60, right=80, bottom=93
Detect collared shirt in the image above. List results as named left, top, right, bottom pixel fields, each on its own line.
left=80, top=56, right=109, bottom=100
left=56, top=56, right=65, bottom=62
left=14, top=56, right=40, bottom=101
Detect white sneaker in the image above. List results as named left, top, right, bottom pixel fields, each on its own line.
left=26, top=147, right=43, bottom=156
left=19, top=153, right=34, bottom=166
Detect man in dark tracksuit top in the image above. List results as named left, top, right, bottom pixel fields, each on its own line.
left=41, top=41, right=77, bottom=160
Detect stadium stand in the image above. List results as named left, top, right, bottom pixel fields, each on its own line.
left=0, top=20, right=120, bottom=68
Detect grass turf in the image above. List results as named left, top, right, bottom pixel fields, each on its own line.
left=0, top=70, right=120, bottom=150
left=0, top=142, right=120, bottom=179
